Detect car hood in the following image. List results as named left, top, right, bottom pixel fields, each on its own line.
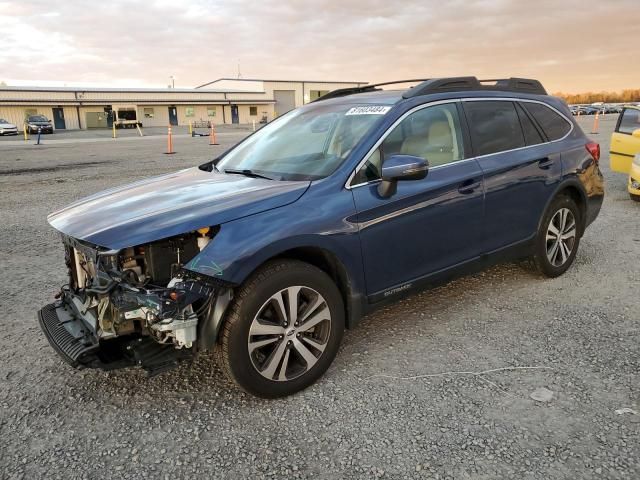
left=28, top=121, right=51, bottom=125
left=0, top=122, right=16, bottom=128
left=48, top=167, right=310, bottom=249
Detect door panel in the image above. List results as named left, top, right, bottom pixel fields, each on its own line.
left=52, top=108, right=66, bottom=129
left=274, top=90, right=296, bottom=117
left=168, top=107, right=178, bottom=126
left=231, top=105, right=239, bottom=124
left=463, top=100, right=562, bottom=252
left=477, top=146, right=562, bottom=252
left=610, top=108, right=640, bottom=173
left=352, top=160, right=484, bottom=295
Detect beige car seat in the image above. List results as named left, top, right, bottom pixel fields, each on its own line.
left=400, top=120, right=455, bottom=166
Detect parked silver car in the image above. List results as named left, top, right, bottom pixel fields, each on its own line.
left=0, top=118, right=18, bottom=135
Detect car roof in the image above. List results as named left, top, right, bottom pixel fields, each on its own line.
left=316, top=87, right=559, bottom=110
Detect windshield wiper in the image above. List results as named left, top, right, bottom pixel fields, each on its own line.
left=223, top=168, right=275, bottom=180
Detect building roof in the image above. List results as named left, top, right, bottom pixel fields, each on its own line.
left=0, top=86, right=263, bottom=94
left=195, top=78, right=368, bottom=89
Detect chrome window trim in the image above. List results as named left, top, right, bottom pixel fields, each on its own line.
left=346, top=97, right=574, bottom=190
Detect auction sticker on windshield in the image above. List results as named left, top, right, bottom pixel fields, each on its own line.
left=345, top=106, right=392, bottom=115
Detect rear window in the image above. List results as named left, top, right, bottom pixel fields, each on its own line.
left=463, top=101, right=525, bottom=156
left=515, top=103, right=543, bottom=146
left=522, top=102, right=571, bottom=141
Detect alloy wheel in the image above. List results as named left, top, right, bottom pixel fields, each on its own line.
left=546, top=208, right=577, bottom=267
left=248, top=286, right=332, bottom=382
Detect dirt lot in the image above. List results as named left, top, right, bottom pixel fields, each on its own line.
left=0, top=116, right=638, bottom=479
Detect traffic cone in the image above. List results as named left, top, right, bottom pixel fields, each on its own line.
left=165, top=125, right=175, bottom=154
left=209, top=123, right=219, bottom=145
left=591, top=112, right=599, bottom=134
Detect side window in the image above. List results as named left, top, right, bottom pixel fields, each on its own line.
left=522, top=102, right=571, bottom=140
left=352, top=149, right=382, bottom=185
left=464, top=101, right=524, bottom=156
left=350, top=103, right=465, bottom=186
left=515, top=103, right=543, bottom=145
left=617, top=108, right=640, bottom=134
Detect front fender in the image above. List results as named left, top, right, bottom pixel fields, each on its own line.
left=183, top=183, right=366, bottom=306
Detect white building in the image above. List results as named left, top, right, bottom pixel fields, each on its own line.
left=0, top=78, right=366, bottom=130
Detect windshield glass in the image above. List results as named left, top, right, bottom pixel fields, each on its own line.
left=28, top=115, right=48, bottom=122
left=216, top=103, right=390, bottom=180
left=0, top=119, right=8, bottom=123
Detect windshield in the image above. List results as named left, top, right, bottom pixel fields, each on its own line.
left=28, top=115, right=48, bottom=122
left=0, top=119, right=8, bottom=123
left=216, top=103, right=389, bottom=180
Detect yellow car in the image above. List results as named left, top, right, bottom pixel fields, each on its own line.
left=610, top=105, right=640, bottom=201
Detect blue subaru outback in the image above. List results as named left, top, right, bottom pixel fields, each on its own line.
left=39, top=77, right=604, bottom=397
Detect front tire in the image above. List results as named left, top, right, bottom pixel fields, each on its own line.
left=215, top=260, right=345, bottom=398
left=532, top=195, right=581, bottom=278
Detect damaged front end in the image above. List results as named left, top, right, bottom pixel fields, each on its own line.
left=38, top=229, right=232, bottom=376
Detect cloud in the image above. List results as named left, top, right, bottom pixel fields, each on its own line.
left=0, top=0, right=638, bottom=92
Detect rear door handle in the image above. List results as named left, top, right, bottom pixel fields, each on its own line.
left=538, top=157, right=554, bottom=170
left=458, top=179, right=481, bottom=194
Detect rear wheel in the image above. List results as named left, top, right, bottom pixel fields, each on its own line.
left=215, top=260, right=345, bottom=398
left=532, top=195, right=581, bottom=278
left=630, top=193, right=640, bottom=203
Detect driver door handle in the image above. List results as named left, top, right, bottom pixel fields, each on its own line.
left=458, top=179, right=481, bottom=194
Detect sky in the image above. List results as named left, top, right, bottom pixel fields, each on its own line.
left=1, top=0, right=638, bottom=93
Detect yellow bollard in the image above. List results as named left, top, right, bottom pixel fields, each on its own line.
left=189, top=121, right=193, bottom=136
left=23, top=124, right=28, bottom=141
left=112, top=121, right=116, bottom=139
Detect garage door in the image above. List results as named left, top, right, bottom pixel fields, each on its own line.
left=274, top=90, right=296, bottom=117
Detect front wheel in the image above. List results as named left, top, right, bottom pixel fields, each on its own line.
left=215, top=260, right=345, bottom=398
left=532, top=195, right=581, bottom=278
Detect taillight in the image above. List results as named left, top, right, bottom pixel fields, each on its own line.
left=586, top=142, right=600, bottom=163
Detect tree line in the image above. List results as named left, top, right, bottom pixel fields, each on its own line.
left=554, top=89, right=640, bottom=105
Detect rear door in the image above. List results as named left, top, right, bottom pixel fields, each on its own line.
left=463, top=99, right=565, bottom=253
left=351, top=101, right=485, bottom=298
left=610, top=107, right=640, bottom=173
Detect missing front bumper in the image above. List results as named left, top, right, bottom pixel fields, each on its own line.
left=37, top=301, right=193, bottom=375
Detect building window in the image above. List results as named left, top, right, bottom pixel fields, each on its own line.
left=309, top=90, right=330, bottom=101
left=185, top=107, right=195, bottom=117
left=144, top=107, right=154, bottom=118
left=207, top=107, right=216, bottom=117
left=249, top=106, right=258, bottom=116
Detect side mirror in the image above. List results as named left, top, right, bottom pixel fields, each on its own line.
left=632, top=128, right=640, bottom=139
left=378, top=154, right=428, bottom=197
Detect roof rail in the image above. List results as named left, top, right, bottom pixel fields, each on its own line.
left=311, top=79, right=429, bottom=102
left=402, top=77, right=547, bottom=98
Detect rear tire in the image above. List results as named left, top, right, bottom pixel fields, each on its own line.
left=630, top=193, right=640, bottom=203
left=532, top=195, right=581, bottom=278
left=215, top=259, right=345, bottom=398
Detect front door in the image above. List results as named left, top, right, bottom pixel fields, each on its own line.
left=168, top=106, right=178, bottom=126
left=351, top=101, right=485, bottom=298
left=231, top=105, right=239, bottom=124
left=610, top=107, right=640, bottom=173
left=52, top=108, right=66, bottom=129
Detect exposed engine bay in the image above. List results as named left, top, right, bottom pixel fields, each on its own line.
left=39, top=227, right=231, bottom=375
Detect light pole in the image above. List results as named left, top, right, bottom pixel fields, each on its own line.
left=169, top=76, right=175, bottom=89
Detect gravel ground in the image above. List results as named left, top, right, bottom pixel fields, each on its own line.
left=0, top=116, right=638, bottom=479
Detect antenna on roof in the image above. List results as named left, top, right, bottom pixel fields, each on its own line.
left=237, top=61, right=242, bottom=79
